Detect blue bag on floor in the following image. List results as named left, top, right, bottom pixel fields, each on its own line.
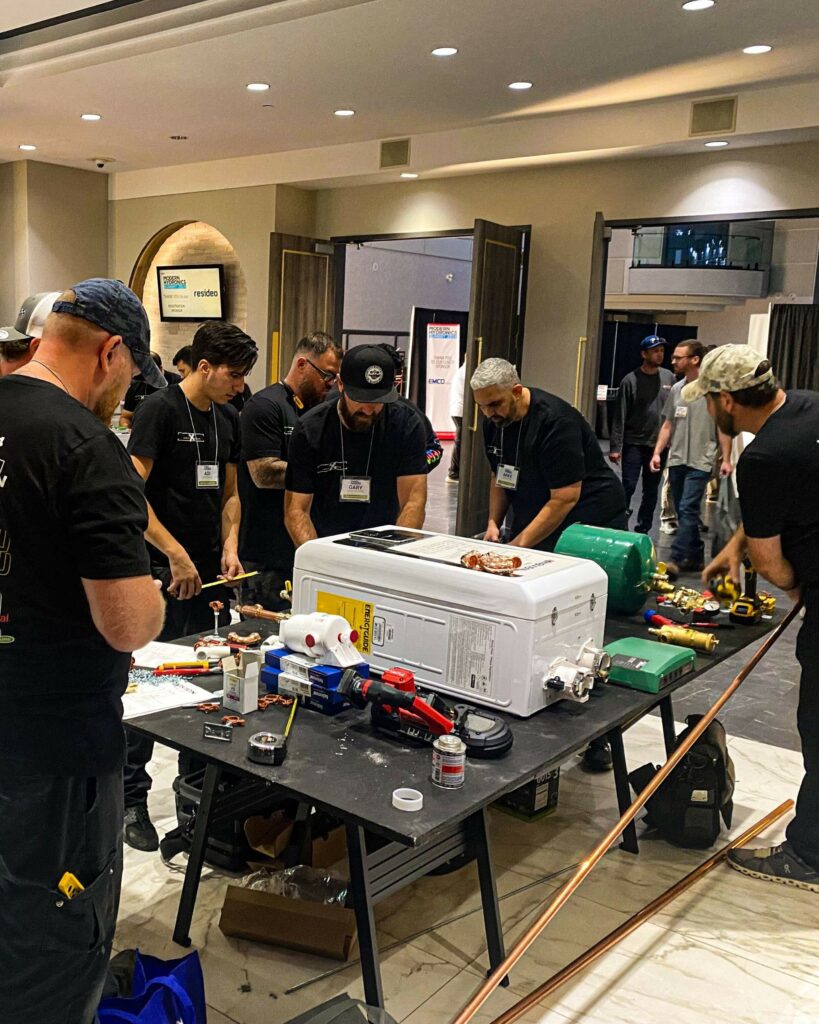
left=97, top=950, right=206, bottom=1024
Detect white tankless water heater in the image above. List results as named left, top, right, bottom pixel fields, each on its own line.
left=291, top=527, right=608, bottom=717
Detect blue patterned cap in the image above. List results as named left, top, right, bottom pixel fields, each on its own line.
left=52, top=278, right=165, bottom=388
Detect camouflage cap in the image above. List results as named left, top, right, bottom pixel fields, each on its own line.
left=681, top=344, right=774, bottom=402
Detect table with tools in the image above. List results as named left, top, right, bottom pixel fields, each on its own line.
left=125, top=609, right=776, bottom=1012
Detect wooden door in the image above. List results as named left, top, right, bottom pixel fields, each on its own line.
left=578, top=212, right=611, bottom=420
left=455, top=220, right=527, bottom=538
left=267, top=233, right=337, bottom=382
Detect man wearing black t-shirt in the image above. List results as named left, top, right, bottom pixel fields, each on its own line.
left=240, top=331, right=341, bottom=610
left=124, top=321, right=258, bottom=849
left=0, top=279, right=165, bottom=1024
left=285, top=345, right=428, bottom=544
left=118, top=351, right=181, bottom=427
left=471, top=358, right=627, bottom=552
left=690, top=346, right=819, bottom=893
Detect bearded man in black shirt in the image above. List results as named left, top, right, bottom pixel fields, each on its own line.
left=690, top=346, right=819, bottom=893
left=0, top=279, right=165, bottom=1023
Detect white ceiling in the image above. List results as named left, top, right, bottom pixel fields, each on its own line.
left=1, top=0, right=819, bottom=186
left=0, top=1, right=119, bottom=35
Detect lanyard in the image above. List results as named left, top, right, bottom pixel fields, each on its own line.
left=184, top=394, right=219, bottom=463
left=500, top=420, right=523, bottom=468
left=338, top=404, right=375, bottom=479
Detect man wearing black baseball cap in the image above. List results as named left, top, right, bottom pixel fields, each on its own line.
left=285, top=344, right=428, bottom=544
left=0, top=279, right=165, bottom=1022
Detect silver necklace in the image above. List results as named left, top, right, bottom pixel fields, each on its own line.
left=29, top=359, right=70, bottom=394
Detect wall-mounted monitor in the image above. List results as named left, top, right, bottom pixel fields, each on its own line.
left=156, top=264, right=226, bottom=322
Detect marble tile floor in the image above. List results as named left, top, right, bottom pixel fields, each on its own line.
left=117, top=713, right=818, bottom=1024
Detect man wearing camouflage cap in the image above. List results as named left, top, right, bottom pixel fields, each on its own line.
left=688, top=344, right=819, bottom=893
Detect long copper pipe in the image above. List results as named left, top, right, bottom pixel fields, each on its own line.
left=453, top=601, right=802, bottom=1024
left=491, top=798, right=793, bottom=1024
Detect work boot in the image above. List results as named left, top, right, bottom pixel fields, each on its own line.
left=727, top=842, right=819, bottom=893
left=124, top=804, right=159, bottom=852
left=659, top=522, right=677, bottom=535
left=582, top=738, right=613, bottom=772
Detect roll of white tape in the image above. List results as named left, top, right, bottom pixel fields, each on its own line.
left=392, top=788, right=423, bottom=812
left=197, top=645, right=230, bottom=660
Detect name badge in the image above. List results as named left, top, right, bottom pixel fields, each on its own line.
left=496, top=464, right=520, bottom=490
left=340, top=476, right=371, bottom=503
left=675, top=405, right=688, bottom=419
left=197, top=462, right=220, bottom=489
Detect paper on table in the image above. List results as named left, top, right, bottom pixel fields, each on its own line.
left=131, top=640, right=199, bottom=669
left=122, top=676, right=215, bottom=720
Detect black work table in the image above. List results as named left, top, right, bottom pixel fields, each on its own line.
left=125, top=612, right=775, bottom=1010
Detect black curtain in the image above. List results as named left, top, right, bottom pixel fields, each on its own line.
left=769, top=304, right=819, bottom=391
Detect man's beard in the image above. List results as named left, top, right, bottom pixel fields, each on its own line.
left=340, top=394, right=381, bottom=432
left=94, top=380, right=125, bottom=425
left=714, top=405, right=738, bottom=438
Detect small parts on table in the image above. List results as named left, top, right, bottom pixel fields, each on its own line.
left=258, top=694, right=294, bottom=710
left=227, top=630, right=262, bottom=647
left=460, top=551, right=522, bottom=576
left=209, top=599, right=224, bottom=633
left=196, top=702, right=221, bottom=714
left=221, top=715, right=246, bottom=727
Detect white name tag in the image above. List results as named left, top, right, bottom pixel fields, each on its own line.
left=496, top=464, right=520, bottom=490
left=340, top=476, right=371, bottom=502
left=196, top=462, right=220, bottom=489
left=675, top=405, right=688, bottom=419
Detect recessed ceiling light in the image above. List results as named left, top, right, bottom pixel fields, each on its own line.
left=400, top=172, right=419, bottom=179
left=431, top=46, right=458, bottom=57
left=682, top=0, right=715, bottom=10
left=508, top=81, right=533, bottom=90
left=334, top=108, right=356, bottom=117
left=81, top=113, right=102, bottom=121
left=743, top=44, right=772, bottom=54
left=705, top=140, right=729, bottom=147
left=246, top=82, right=270, bottom=92
left=18, top=144, right=36, bottom=151
left=169, top=135, right=189, bottom=140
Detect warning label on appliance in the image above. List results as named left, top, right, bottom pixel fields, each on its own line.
left=447, top=615, right=496, bottom=696
left=315, top=591, right=375, bottom=654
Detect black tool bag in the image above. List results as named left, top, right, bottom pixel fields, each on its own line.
left=629, top=715, right=736, bottom=849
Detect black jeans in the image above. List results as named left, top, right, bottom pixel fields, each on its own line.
left=621, top=443, right=665, bottom=533
left=450, top=416, right=463, bottom=478
left=787, top=597, right=819, bottom=868
left=0, top=771, right=122, bottom=1024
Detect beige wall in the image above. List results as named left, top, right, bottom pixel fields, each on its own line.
left=314, top=140, right=819, bottom=401
left=274, top=185, right=318, bottom=237
left=0, top=164, right=16, bottom=321
left=109, top=184, right=277, bottom=390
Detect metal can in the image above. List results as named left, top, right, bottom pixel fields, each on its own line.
left=432, top=734, right=467, bottom=789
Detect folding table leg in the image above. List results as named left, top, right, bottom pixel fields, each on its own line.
left=607, top=727, right=639, bottom=855
left=173, top=762, right=221, bottom=946
left=659, top=695, right=677, bottom=757
left=470, top=808, right=508, bottom=986
left=346, top=823, right=385, bottom=1010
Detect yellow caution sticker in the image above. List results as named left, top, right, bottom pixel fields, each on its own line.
left=316, top=591, right=375, bottom=655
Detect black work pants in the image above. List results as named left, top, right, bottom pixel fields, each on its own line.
left=241, top=561, right=292, bottom=613
left=787, top=597, right=819, bottom=868
left=450, top=416, right=463, bottom=478
left=621, top=443, right=665, bottom=534
left=0, top=771, right=122, bottom=1024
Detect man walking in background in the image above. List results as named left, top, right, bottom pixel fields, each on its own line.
left=609, top=334, right=675, bottom=534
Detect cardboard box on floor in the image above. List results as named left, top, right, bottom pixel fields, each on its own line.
left=219, top=811, right=356, bottom=960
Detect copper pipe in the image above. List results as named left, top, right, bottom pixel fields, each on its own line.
left=453, top=602, right=802, bottom=1024
left=491, top=799, right=793, bottom=1024
left=234, top=603, right=290, bottom=623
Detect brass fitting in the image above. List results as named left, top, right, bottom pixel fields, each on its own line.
left=649, top=625, right=719, bottom=653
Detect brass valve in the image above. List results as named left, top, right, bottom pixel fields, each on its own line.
left=648, top=625, right=719, bottom=654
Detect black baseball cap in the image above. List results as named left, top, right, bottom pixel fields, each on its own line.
left=340, top=345, right=398, bottom=403
left=52, top=278, right=165, bottom=389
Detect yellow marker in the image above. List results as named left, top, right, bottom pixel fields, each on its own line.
left=58, top=872, right=84, bottom=900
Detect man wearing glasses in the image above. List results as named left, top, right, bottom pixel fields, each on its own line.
left=239, top=331, right=342, bottom=610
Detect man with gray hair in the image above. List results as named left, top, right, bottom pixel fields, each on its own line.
left=471, top=357, right=627, bottom=552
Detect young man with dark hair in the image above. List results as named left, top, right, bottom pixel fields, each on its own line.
left=689, top=346, right=819, bottom=892
left=239, top=331, right=342, bottom=610
left=123, top=320, right=258, bottom=849
left=608, top=335, right=675, bottom=534
left=650, top=341, right=732, bottom=577
left=173, top=344, right=193, bottom=378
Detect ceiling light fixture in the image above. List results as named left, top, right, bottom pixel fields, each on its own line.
left=743, top=44, right=772, bottom=54
left=169, top=135, right=189, bottom=140
left=18, top=144, right=36, bottom=151
left=81, top=113, right=101, bottom=121
left=682, top=0, right=715, bottom=10
left=246, top=82, right=270, bottom=92
left=400, top=172, right=419, bottom=179
left=705, top=140, right=729, bottom=147
left=431, top=46, right=458, bottom=57
left=508, top=81, right=533, bottom=90
left=334, top=108, right=356, bottom=116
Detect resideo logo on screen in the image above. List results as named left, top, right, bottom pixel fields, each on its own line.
left=160, top=267, right=222, bottom=319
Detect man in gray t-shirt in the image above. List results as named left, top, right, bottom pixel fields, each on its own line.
left=651, top=341, right=731, bottom=575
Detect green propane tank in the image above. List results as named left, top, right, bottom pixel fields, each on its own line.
left=554, top=524, right=657, bottom=615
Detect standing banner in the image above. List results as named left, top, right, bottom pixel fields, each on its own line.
left=425, top=323, right=460, bottom=434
